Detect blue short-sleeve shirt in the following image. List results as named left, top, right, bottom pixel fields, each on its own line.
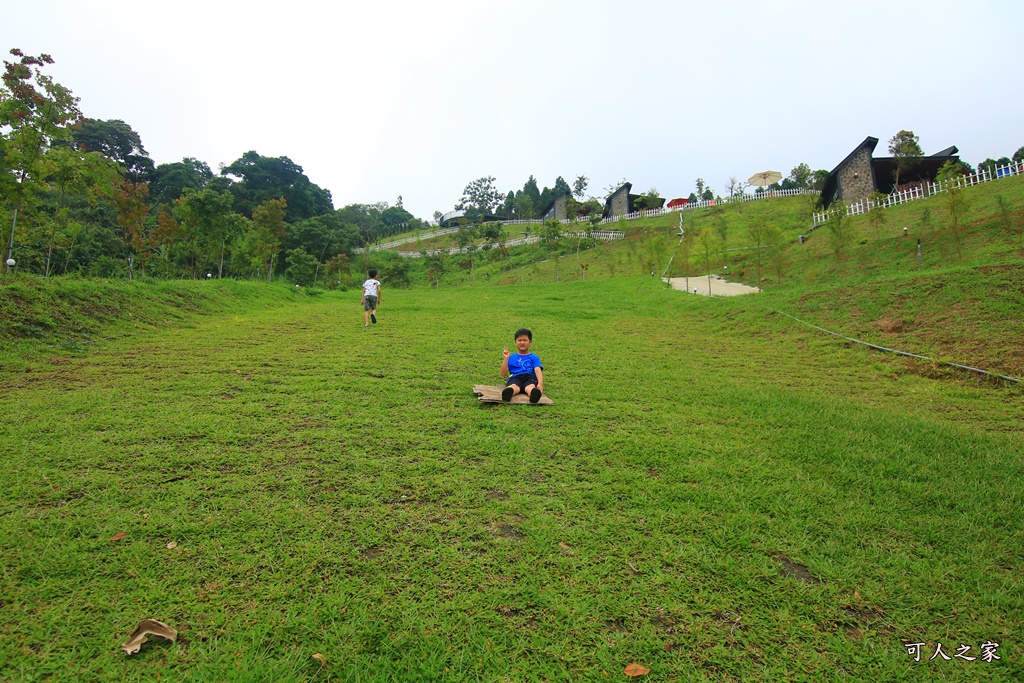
left=508, top=352, right=542, bottom=377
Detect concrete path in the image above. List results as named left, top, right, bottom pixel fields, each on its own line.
left=664, top=274, right=760, bottom=297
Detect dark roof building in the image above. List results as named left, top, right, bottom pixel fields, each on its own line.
left=603, top=182, right=666, bottom=218
left=820, top=137, right=959, bottom=209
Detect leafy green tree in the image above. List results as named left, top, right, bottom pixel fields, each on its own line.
left=573, top=175, right=589, bottom=199
left=867, top=192, right=887, bottom=239
left=888, top=129, right=923, bottom=189
left=337, top=203, right=382, bottom=244
left=936, top=160, right=970, bottom=263
left=175, top=187, right=238, bottom=277
left=809, top=169, right=830, bottom=192
left=2, top=49, right=82, bottom=272
left=478, top=221, right=506, bottom=248
left=539, top=219, right=564, bottom=247
left=523, top=176, right=541, bottom=207
left=826, top=202, right=851, bottom=261
left=380, top=205, right=413, bottom=231
left=251, top=198, right=288, bottom=281
left=284, top=212, right=359, bottom=284
left=285, top=247, right=318, bottom=286
left=72, top=118, right=154, bottom=182
left=500, top=190, right=515, bottom=219
left=455, top=176, right=503, bottom=218
left=453, top=223, right=477, bottom=250
left=150, top=157, right=213, bottom=206
left=38, top=145, right=119, bottom=277
left=111, top=180, right=152, bottom=278
left=788, top=163, right=812, bottom=189
left=513, top=192, right=535, bottom=220
left=745, top=219, right=770, bottom=291
left=221, top=151, right=332, bottom=222
left=1013, top=147, right=1024, bottom=163
left=978, top=157, right=1010, bottom=176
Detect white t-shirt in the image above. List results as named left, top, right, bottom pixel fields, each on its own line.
left=362, top=278, right=381, bottom=297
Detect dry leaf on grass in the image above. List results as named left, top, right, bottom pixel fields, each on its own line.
left=121, top=619, right=177, bottom=655
left=558, top=542, right=573, bottom=551
left=166, top=541, right=177, bottom=550
left=312, top=653, right=327, bottom=665
left=109, top=532, right=128, bottom=541
left=624, top=663, right=651, bottom=677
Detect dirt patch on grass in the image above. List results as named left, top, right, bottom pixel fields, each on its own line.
left=776, top=555, right=820, bottom=584
left=876, top=315, right=905, bottom=334
left=486, top=488, right=509, bottom=500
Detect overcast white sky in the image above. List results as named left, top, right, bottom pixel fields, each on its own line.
left=5, top=0, right=1022, bottom=220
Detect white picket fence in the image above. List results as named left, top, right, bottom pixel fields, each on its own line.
left=596, top=187, right=816, bottom=225
left=811, top=161, right=1024, bottom=226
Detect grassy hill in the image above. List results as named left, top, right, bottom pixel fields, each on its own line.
left=0, top=176, right=1022, bottom=681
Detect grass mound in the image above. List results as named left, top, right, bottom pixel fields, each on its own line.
left=0, top=278, right=334, bottom=370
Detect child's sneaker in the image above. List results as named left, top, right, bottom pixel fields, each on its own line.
left=501, top=386, right=514, bottom=402
left=371, top=313, right=377, bottom=324
left=529, top=388, right=542, bottom=404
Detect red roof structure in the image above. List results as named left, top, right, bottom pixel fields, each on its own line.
left=666, top=197, right=689, bottom=208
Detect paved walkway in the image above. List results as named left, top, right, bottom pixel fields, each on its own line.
left=664, top=275, right=760, bottom=296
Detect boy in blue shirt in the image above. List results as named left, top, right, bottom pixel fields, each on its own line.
left=500, top=328, right=544, bottom=403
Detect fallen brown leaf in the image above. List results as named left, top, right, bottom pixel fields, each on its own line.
left=109, top=532, right=128, bottom=541
left=122, top=619, right=177, bottom=655
left=166, top=541, right=177, bottom=550
left=558, top=542, right=572, bottom=551
left=624, top=663, right=650, bottom=677
left=312, top=653, right=327, bottom=665
left=854, top=590, right=861, bottom=600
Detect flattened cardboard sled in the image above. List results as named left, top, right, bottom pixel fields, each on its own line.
left=473, top=384, right=554, bottom=405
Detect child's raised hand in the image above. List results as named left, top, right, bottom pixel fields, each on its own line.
left=502, top=346, right=510, bottom=360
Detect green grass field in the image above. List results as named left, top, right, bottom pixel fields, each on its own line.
left=1, top=274, right=1021, bottom=681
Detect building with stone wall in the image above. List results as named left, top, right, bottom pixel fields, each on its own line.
left=820, top=137, right=959, bottom=209
left=541, top=193, right=569, bottom=222
left=605, top=183, right=632, bottom=218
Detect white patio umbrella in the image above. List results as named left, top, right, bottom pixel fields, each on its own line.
left=748, top=170, right=783, bottom=187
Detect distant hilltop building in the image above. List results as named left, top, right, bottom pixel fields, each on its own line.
left=820, top=136, right=959, bottom=209
left=604, top=182, right=665, bottom=218
left=541, top=193, right=570, bottom=222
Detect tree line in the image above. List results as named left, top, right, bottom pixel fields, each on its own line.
left=1, top=49, right=428, bottom=285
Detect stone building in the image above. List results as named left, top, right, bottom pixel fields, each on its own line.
left=602, top=182, right=665, bottom=218
left=605, top=183, right=632, bottom=218
left=541, top=193, right=569, bottom=222
left=820, top=137, right=960, bottom=209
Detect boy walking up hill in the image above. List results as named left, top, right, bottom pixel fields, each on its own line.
left=361, top=269, right=381, bottom=327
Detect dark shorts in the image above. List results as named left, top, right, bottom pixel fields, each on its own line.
left=506, top=373, right=539, bottom=390
left=363, top=295, right=378, bottom=311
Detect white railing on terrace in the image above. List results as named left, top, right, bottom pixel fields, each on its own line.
left=811, top=161, right=1023, bottom=226
left=362, top=226, right=459, bottom=252
left=395, top=230, right=625, bottom=258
